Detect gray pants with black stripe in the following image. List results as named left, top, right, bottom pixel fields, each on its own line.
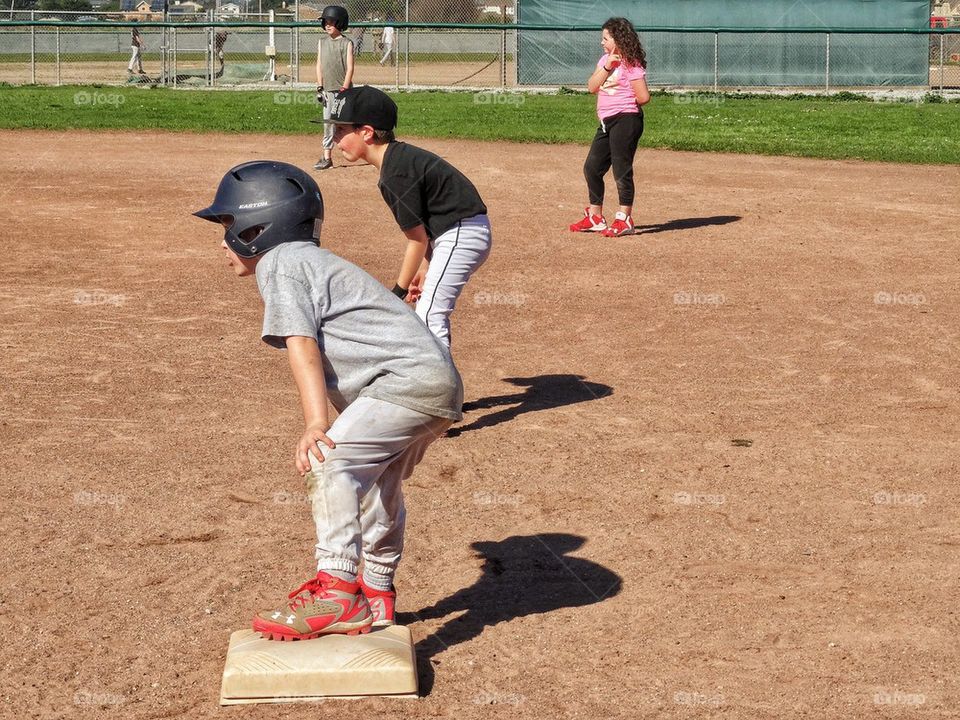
left=416, top=214, right=492, bottom=348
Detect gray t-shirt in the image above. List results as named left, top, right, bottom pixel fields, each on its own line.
left=318, top=34, right=353, bottom=89
left=256, top=242, right=463, bottom=421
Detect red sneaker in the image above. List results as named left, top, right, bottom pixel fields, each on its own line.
left=358, top=577, right=397, bottom=627
left=569, top=207, right=607, bottom=233
left=601, top=211, right=634, bottom=237
left=252, top=572, right=373, bottom=641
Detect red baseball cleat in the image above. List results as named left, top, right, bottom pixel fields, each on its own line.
left=252, top=571, right=373, bottom=641
left=569, top=207, right=607, bottom=233
left=601, top=211, right=634, bottom=237
left=358, top=577, right=397, bottom=627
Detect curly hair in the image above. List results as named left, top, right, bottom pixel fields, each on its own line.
left=602, top=17, right=646, bottom=69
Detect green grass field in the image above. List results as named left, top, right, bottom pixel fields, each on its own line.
left=1, top=85, right=957, bottom=164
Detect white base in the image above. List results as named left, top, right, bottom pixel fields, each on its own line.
left=219, top=625, right=418, bottom=705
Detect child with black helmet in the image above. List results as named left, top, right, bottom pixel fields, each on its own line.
left=195, top=160, right=462, bottom=639
left=315, top=5, right=355, bottom=170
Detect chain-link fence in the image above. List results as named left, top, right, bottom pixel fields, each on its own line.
left=1, top=10, right=958, bottom=90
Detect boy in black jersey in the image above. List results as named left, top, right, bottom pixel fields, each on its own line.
left=316, top=85, right=492, bottom=349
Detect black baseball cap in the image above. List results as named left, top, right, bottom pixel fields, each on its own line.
left=310, top=86, right=398, bottom=131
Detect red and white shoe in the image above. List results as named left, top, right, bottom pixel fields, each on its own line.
left=601, top=211, right=634, bottom=237
left=569, top=207, right=607, bottom=233
left=252, top=571, right=374, bottom=641
left=358, top=577, right=397, bottom=627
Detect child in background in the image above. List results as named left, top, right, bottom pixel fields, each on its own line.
left=315, top=5, right=355, bottom=170
left=128, top=21, right=146, bottom=76
left=569, top=17, right=650, bottom=237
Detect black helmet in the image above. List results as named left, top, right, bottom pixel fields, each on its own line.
left=320, top=5, right=348, bottom=31
left=194, top=161, right=323, bottom=258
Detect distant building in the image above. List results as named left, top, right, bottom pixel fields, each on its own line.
left=219, top=2, right=241, bottom=15
left=168, top=0, right=204, bottom=14
left=120, top=0, right=164, bottom=19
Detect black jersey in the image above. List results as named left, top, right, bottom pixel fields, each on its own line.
left=378, top=142, right=487, bottom=241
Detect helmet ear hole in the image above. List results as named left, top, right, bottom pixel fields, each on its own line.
left=238, top=225, right=265, bottom=242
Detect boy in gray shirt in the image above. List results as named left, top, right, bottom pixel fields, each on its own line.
left=195, top=160, right=462, bottom=639
left=315, top=5, right=355, bottom=170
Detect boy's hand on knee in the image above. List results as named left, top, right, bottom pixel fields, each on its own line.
left=406, top=271, right=424, bottom=304
left=296, top=423, right=336, bottom=476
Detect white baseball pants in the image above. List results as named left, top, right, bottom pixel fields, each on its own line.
left=307, top=396, right=451, bottom=579
left=321, top=90, right=338, bottom=150
left=416, top=214, right=492, bottom=348
left=128, top=46, right=143, bottom=73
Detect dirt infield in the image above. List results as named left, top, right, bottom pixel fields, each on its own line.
left=2, top=129, right=958, bottom=719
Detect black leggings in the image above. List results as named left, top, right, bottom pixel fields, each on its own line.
left=583, top=111, right=644, bottom=207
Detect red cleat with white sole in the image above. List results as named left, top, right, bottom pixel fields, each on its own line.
left=569, top=207, right=607, bottom=233
left=252, top=571, right=373, bottom=641
left=358, top=577, right=397, bottom=627
left=601, top=211, right=634, bottom=237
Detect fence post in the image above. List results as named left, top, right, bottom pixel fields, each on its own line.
left=825, top=32, right=830, bottom=93
left=713, top=31, right=718, bottom=92
left=172, top=26, right=177, bottom=87
left=30, top=10, right=35, bottom=84
left=294, top=1, right=300, bottom=84
left=289, top=26, right=294, bottom=84
left=404, top=0, right=409, bottom=88
left=55, top=26, right=60, bottom=87
left=940, top=32, right=945, bottom=93
left=208, top=21, right=214, bottom=86
left=500, top=25, right=506, bottom=89
left=514, top=0, right=520, bottom=87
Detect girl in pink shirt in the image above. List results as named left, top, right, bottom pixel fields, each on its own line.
left=569, top=18, right=651, bottom=237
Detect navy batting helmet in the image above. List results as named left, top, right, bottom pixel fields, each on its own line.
left=320, top=5, right=349, bottom=31
left=193, top=161, right=324, bottom=258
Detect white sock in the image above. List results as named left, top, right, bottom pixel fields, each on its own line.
left=324, top=569, right=356, bottom=583
left=362, top=568, right=394, bottom=591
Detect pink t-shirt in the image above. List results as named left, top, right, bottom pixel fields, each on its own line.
left=595, top=53, right=646, bottom=120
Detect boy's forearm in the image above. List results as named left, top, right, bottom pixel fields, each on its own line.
left=285, top=335, right=330, bottom=428
left=397, top=226, right=430, bottom=289
left=343, top=53, right=355, bottom=88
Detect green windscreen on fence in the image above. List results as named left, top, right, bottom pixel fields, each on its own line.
left=517, top=0, right=930, bottom=86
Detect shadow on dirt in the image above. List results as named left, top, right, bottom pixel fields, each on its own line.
left=449, top=374, right=613, bottom=437
left=633, top=214, right=742, bottom=235
left=401, top=533, right=622, bottom=696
